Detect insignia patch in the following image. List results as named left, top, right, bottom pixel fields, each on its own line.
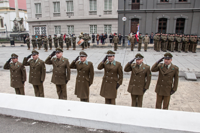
left=133, top=66, right=135, bottom=68
left=143, top=67, right=145, bottom=69
left=161, top=67, right=163, bottom=69
left=172, top=68, right=174, bottom=70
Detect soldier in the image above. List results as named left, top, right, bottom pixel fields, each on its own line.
left=48, top=35, right=53, bottom=50
left=31, top=35, right=37, bottom=50
left=84, top=33, right=89, bottom=49
left=23, top=50, right=46, bottom=97
left=161, top=34, right=168, bottom=52
left=65, top=34, right=70, bottom=50
left=43, top=35, right=48, bottom=52
left=112, top=34, right=119, bottom=51
left=37, top=35, right=42, bottom=50
left=156, top=33, right=161, bottom=52
left=192, top=34, right=198, bottom=53
left=168, top=34, right=175, bottom=52
left=82, top=34, right=87, bottom=49
left=153, top=33, right=158, bottom=51
left=72, top=34, right=77, bottom=50
left=88, top=34, right=91, bottom=48
left=59, top=34, right=64, bottom=49
left=151, top=53, right=179, bottom=110
left=177, top=34, right=183, bottom=52
left=185, top=34, right=190, bottom=53
left=79, top=32, right=83, bottom=40
left=143, top=33, right=150, bottom=52
left=124, top=53, right=151, bottom=107
left=26, top=35, right=30, bottom=50
left=45, top=48, right=71, bottom=100
left=97, top=50, right=123, bottom=105
left=138, top=33, right=142, bottom=51
left=69, top=34, right=72, bottom=48
left=70, top=51, right=94, bottom=102
left=4, top=54, right=26, bottom=95
left=53, top=34, right=58, bottom=49
left=130, top=34, right=136, bottom=51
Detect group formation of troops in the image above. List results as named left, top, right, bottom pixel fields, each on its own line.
left=153, top=33, right=199, bottom=53
left=4, top=48, right=179, bottom=110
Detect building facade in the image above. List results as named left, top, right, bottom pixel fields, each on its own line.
left=118, top=0, right=200, bottom=36
left=26, top=0, right=118, bottom=37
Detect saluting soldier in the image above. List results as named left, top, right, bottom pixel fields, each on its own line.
left=72, top=34, right=77, bottom=50
left=43, top=35, right=48, bottom=52
left=124, top=53, right=151, bottom=107
left=97, top=50, right=123, bottom=105
left=138, top=33, right=142, bottom=51
left=23, top=50, right=46, bottom=97
left=31, top=35, right=37, bottom=50
left=59, top=34, right=64, bottom=49
left=45, top=48, right=71, bottom=100
left=130, top=34, right=136, bottom=51
left=151, top=53, right=179, bottom=110
left=4, top=54, right=26, bottom=95
left=65, top=35, right=70, bottom=50
left=112, top=34, right=119, bottom=51
left=26, top=35, right=30, bottom=50
left=143, top=33, right=150, bottom=52
left=53, top=34, right=58, bottom=49
left=48, top=35, right=53, bottom=50
left=70, top=51, right=94, bottom=102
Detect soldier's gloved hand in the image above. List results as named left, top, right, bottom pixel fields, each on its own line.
left=74, top=56, right=79, bottom=62
left=22, top=81, right=25, bottom=84
left=170, top=90, right=175, bottom=95
left=66, top=80, right=68, bottom=84
left=129, top=58, right=136, bottom=64
left=41, top=81, right=43, bottom=83
left=27, top=54, right=32, bottom=59
left=50, top=51, right=56, bottom=57
left=7, top=58, right=12, bottom=63
left=157, top=57, right=165, bottom=64
left=116, top=83, right=120, bottom=90
left=102, top=56, right=107, bottom=63
left=143, top=89, right=147, bottom=93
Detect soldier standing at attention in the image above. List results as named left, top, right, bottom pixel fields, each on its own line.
left=138, top=33, right=142, bottom=51
left=43, top=35, right=48, bottom=52
left=168, top=34, right=175, bottom=52
left=23, top=50, right=46, bottom=97
left=97, top=50, right=123, bottom=105
left=53, top=34, right=58, bottom=49
left=72, top=34, right=77, bottom=50
left=153, top=33, right=158, bottom=51
left=192, top=34, right=198, bottom=53
left=59, top=34, right=64, bottom=50
left=70, top=51, right=94, bottom=102
left=4, top=54, right=26, bottom=95
left=48, top=35, right=52, bottom=50
left=130, top=34, right=136, bottom=51
left=26, top=35, right=30, bottom=50
left=161, top=34, right=167, bottom=52
left=151, top=53, right=179, bottom=110
left=177, top=34, right=183, bottom=52
left=156, top=33, right=161, bottom=52
left=124, top=53, right=151, bottom=107
left=82, top=34, right=87, bottom=50
left=112, top=34, right=119, bottom=51
left=37, top=35, right=42, bottom=50
left=45, top=48, right=71, bottom=100
left=31, top=35, right=37, bottom=50
left=65, top=35, right=70, bottom=50
left=143, top=33, right=150, bottom=52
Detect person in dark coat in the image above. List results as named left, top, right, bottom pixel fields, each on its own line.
left=118, top=33, right=122, bottom=45
left=109, top=33, right=113, bottom=43
left=92, top=33, right=95, bottom=43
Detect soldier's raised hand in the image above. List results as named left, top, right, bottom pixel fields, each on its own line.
left=74, top=56, right=79, bottom=62
left=157, top=57, right=165, bottom=64
left=129, top=58, right=136, bottom=64
left=50, top=51, right=56, bottom=57
left=7, top=58, right=12, bottom=63
left=102, top=55, right=108, bottom=63
left=27, top=54, right=32, bottom=59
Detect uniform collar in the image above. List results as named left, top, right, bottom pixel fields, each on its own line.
left=79, top=60, right=88, bottom=65
left=106, top=60, right=116, bottom=66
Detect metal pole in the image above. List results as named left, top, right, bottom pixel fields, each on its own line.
left=123, top=0, right=126, bottom=47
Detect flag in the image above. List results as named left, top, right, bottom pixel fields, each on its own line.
left=136, top=24, right=139, bottom=42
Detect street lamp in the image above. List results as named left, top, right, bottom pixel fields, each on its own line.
left=122, top=0, right=126, bottom=47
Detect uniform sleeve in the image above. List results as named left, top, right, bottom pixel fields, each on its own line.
left=45, top=56, right=53, bottom=65
left=117, top=64, right=123, bottom=85
left=70, top=61, right=77, bottom=69
left=97, top=62, right=105, bottom=70
left=172, top=67, right=179, bottom=92
left=41, top=61, right=46, bottom=82
left=23, top=57, right=30, bottom=66
left=151, top=62, right=160, bottom=72
left=66, top=59, right=71, bottom=81
left=124, top=63, right=132, bottom=72
left=144, top=66, right=152, bottom=90
left=21, top=65, right=26, bottom=82
left=3, top=61, right=10, bottom=70
left=89, top=63, right=94, bottom=86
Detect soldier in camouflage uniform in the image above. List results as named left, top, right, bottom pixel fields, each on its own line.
left=37, top=35, right=42, bottom=50
left=31, top=35, right=37, bottom=50
left=53, top=34, right=58, bottom=49
left=112, top=34, right=119, bottom=51
left=176, top=34, right=183, bottom=52
left=72, top=34, right=77, bottom=50
left=26, top=35, right=30, bottom=50
left=48, top=35, right=52, bottom=50
left=43, top=35, right=48, bottom=52
left=138, top=33, right=142, bottom=51
left=59, top=34, right=64, bottom=49
left=65, top=34, right=70, bottom=50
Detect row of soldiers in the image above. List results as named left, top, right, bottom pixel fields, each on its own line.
left=78, top=32, right=91, bottom=50
left=153, top=33, right=199, bottom=53
left=4, top=49, right=179, bottom=110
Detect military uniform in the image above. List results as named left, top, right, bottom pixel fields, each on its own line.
left=26, top=36, right=30, bottom=50
left=65, top=36, right=70, bottom=50
left=69, top=35, right=72, bottom=48
left=176, top=36, right=182, bottom=52
left=59, top=35, right=64, bottom=49
left=43, top=36, right=48, bottom=52
left=124, top=54, right=151, bottom=107
left=161, top=35, right=167, bottom=52
left=72, top=35, right=77, bottom=50
left=156, top=34, right=161, bottom=52
left=151, top=53, right=179, bottom=110
left=153, top=34, right=157, bottom=50
left=88, top=35, right=91, bottom=48
left=37, top=36, right=42, bottom=50
left=3, top=54, right=26, bottom=95
left=168, top=35, right=175, bottom=52
left=23, top=50, right=46, bottom=97
left=143, top=34, right=150, bottom=51
left=192, top=36, right=198, bottom=53
left=45, top=48, right=71, bottom=100
left=97, top=50, right=123, bottom=105
left=70, top=52, right=94, bottom=102
left=112, top=36, right=119, bottom=51
left=48, top=36, right=53, bottom=50
left=138, top=35, right=142, bottom=51
left=31, top=36, right=37, bottom=49
left=53, top=35, right=58, bottom=48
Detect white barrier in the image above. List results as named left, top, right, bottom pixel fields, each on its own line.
left=0, top=93, right=199, bottom=133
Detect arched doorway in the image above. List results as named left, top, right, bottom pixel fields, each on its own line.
left=131, top=18, right=139, bottom=33
left=158, top=18, right=167, bottom=33
left=176, top=18, right=185, bottom=34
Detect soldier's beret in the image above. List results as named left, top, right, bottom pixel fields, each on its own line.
left=11, top=53, right=18, bottom=59
left=55, top=48, right=63, bottom=53
left=107, top=50, right=115, bottom=56
left=32, top=50, right=39, bottom=55
left=164, top=53, right=173, bottom=59
left=79, top=51, right=88, bottom=57
left=135, top=53, right=144, bottom=60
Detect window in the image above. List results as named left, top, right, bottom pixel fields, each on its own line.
left=158, top=18, right=167, bottom=33
left=53, top=2, right=60, bottom=13
left=176, top=18, right=185, bottom=34
left=67, top=25, right=74, bottom=34
left=35, top=3, right=41, bottom=14
left=55, top=26, right=61, bottom=34
left=104, top=25, right=112, bottom=34
left=179, top=0, right=187, bottom=2
left=104, top=0, right=112, bottom=14
left=90, top=25, right=97, bottom=34
left=89, top=0, right=97, bottom=15
left=160, top=0, right=169, bottom=2
left=132, top=0, right=140, bottom=10
left=66, top=0, right=73, bottom=12
left=0, top=19, right=3, bottom=28
left=34, top=26, right=46, bottom=35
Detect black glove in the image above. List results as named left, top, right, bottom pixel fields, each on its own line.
left=157, top=57, right=165, bottom=64
left=129, top=58, right=136, bottom=64
left=22, top=81, right=25, bottom=84
left=116, top=83, right=120, bottom=90
left=66, top=80, right=68, bottom=84
left=143, top=89, right=147, bottom=93
left=27, top=54, right=32, bottom=59
left=74, top=56, right=79, bottom=62
left=7, top=58, right=12, bottom=63
left=170, top=90, right=175, bottom=95
left=50, top=51, right=56, bottom=57
left=102, top=56, right=107, bottom=63
left=41, top=81, right=43, bottom=83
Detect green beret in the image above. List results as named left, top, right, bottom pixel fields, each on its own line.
left=135, top=53, right=144, bottom=60
left=11, top=53, right=18, bottom=59
left=55, top=48, right=63, bottom=53
left=32, top=50, right=39, bottom=55
left=79, top=51, right=87, bottom=57
left=164, top=53, right=173, bottom=59
left=107, top=50, right=115, bottom=56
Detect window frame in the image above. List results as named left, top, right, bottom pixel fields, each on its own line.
left=66, top=0, right=74, bottom=12
left=160, top=0, right=169, bottom=2
left=90, top=25, right=97, bottom=34
left=35, top=3, right=42, bottom=14
left=55, top=26, right=61, bottom=34
left=53, top=2, right=60, bottom=13
left=104, top=25, right=112, bottom=35
left=67, top=25, right=74, bottom=34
